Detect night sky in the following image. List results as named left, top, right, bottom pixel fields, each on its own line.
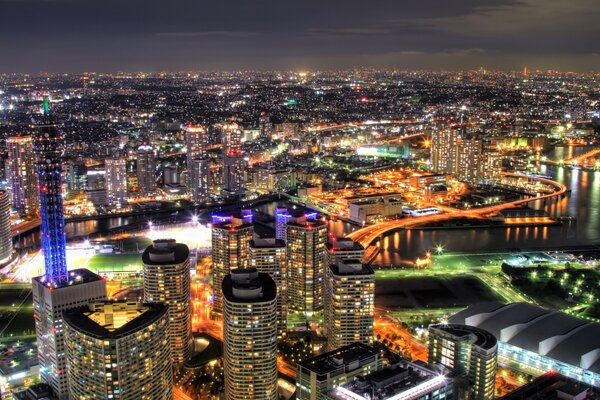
left=1, top=0, right=599, bottom=73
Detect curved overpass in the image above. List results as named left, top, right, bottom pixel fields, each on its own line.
left=346, top=173, right=568, bottom=247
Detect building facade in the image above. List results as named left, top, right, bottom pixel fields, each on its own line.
left=136, top=147, right=156, bottom=196
left=0, top=191, right=13, bottom=266
left=221, top=153, right=246, bottom=199
left=188, top=158, right=211, bottom=202
left=64, top=301, right=173, bottom=400
left=32, top=269, right=107, bottom=399
left=142, top=239, right=192, bottom=365
left=249, top=237, right=287, bottom=337
left=286, top=219, right=328, bottom=317
left=105, top=157, right=128, bottom=208
left=6, top=135, right=38, bottom=215
left=211, top=216, right=254, bottom=315
left=324, top=259, right=374, bottom=351
left=428, top=324, right=498, bottom=400
left=222, top=269, right=278, bottom=400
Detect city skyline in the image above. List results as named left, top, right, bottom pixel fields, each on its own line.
left=1, top=0, right=599, bottom=73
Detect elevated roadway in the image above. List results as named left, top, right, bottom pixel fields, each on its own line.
left=347, top=173, right=568, bottom=248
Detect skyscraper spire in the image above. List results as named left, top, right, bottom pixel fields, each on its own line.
left=34, top=100, right=68, bottom=284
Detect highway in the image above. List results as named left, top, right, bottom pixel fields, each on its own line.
left=347, top=173, right=568, bottom=248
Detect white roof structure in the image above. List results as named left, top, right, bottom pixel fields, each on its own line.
left=450, top=302, right=600, bottom=374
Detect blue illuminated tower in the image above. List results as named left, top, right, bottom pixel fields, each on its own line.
left=34, top=97, right=68, bottom=284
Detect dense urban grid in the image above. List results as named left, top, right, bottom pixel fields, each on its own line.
left=0, top=70, right=599, bottom=400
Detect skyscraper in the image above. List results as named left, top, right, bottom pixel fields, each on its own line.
left=428, top=324, right=498, bottom=400
left=64, top=301, right=173, bottom=400
left=188, top=158, right=211, bottom=202
left=326, top=237, right=365, bottom=266
left=136, top=147, right=156, bottom=196
left=142, top=239, right=192, bottom=365
left=431, top=129, right=459, bottom=177
left=185, top=124, right=207, bottom=160
left=32, top=101, right=108, bottom=399
left=33, top=100, right=68, bottom=283
left=222, top=269, right=278, bottom=400
left=220, top=122, right=243, bottom=153
left=211, top=215, right=254, bottom=315
left=6, top=135, right=38, bottom=215
left=249, top=236, right=287, bottom=337
left=221, top=153, right=246, bottom=199
left=105, top=157, right=128, bottom=207
left=33, top=269, right=107, bottom=399
left=431, top=129, right=483, bottom=181
left=324, top=259, right=374, bottom=351
left=0, top=190, right=14, bottom=266
left=286, top=218, right=328, bottom=318
left=456, top=136, right=483, bottom=181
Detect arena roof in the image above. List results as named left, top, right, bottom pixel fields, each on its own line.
left=450, top=302, right=600, bottom=374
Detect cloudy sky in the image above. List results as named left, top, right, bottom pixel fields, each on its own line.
left=1, top=0, right=598, bottom=72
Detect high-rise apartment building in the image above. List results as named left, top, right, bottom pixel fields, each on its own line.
left=428, top=324, right=498, bottom=400
left=0, top=191, right=13, bottom=266
left=188, top=158, right=211, bottom=202
left=211, top=215, right=253, bottom=315
left=431, top=129, right=484, bottom=181
left=64, top=301, right=173, bottom=400
left=326, top=237, right=365, bottom=266
left=105, top=157, right=128, bottom=207
left=142, top=239, right=192, bottom=365
left=249, top=236, right=287, bottom=337
left=185, top=124, right=207, bottom=160
left=6, top=135, right=38, bottom=215
left=324, top=259, right=374, bottom=351
left=220, top=122, right=243, bottom=153
left=222, top=269, right=278, bottom=400
left=221, top=153, right=246, bottom=199
left=136, top=147, right=156, bottom=196
left=286, top=218, right=328, bottom=317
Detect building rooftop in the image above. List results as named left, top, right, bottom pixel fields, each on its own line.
left=298, top=342, right=380, bottom=376
left=222, top=268, right=277, bottom=303
left=324, top=361, right=449, bottom=400
left=450, top=302, right=600, bottom=374
left=429, top=324, right=498, bottom=351
left=63, top=301, right=168, bottom=340
left=330, top=259, right=374, bottom=275
left=142, top=239, right=189, bottom=265
left=250, top=237, right=285, bottom=248
left=326, top=238, right=365, bottom=252
left=499, top=372, right=599, bottom=400
left=33, top=268, right=103, bottom=289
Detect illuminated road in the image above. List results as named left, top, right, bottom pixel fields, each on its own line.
left=347, top=173, right=568, bottom=248
left=11, top=218, right=41, bottom=238
left=563, top=147, right=600, bottom=166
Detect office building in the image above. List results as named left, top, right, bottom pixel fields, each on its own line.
left=428, top=324, right=498, bottom=400
left=296, top=343, right=383, bottom=400
left=188, top=158, right=211, bottom=202
left=222, top=269, right=278, bottom=400
left=6, top=135, right=38, bottom=215
left=33, top=269, right=107, bottom=399
left=326, top=237, right=365, bottom=266
left=136, top=147, right=156, bottom=196
left=286, top=218, right=328, bottom=317
left=324, top=259, right=374, bottom=351
left=450, top=301, right=600, bottom=387
left=142, top=239, right=192, bottom=365
left=64, top=301, right=173, bottom=400
left=323, top=361, right=453, bottom=400
left=249, top=236, right=287, bottom=337
left=0, top=191, right=13, bottom=266
left=211, top=215, right=254, bottom=315
left=105, top=157, right=128, bottom=207
left=221, top=153, right=246, bottom=199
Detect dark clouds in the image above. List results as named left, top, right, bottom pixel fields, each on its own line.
left=0, top=0, right=598, bottom=72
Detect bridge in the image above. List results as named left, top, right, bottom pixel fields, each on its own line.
left=346, top=173, right=568, bottom=248
left=563, top=147, right=600, bottom=166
